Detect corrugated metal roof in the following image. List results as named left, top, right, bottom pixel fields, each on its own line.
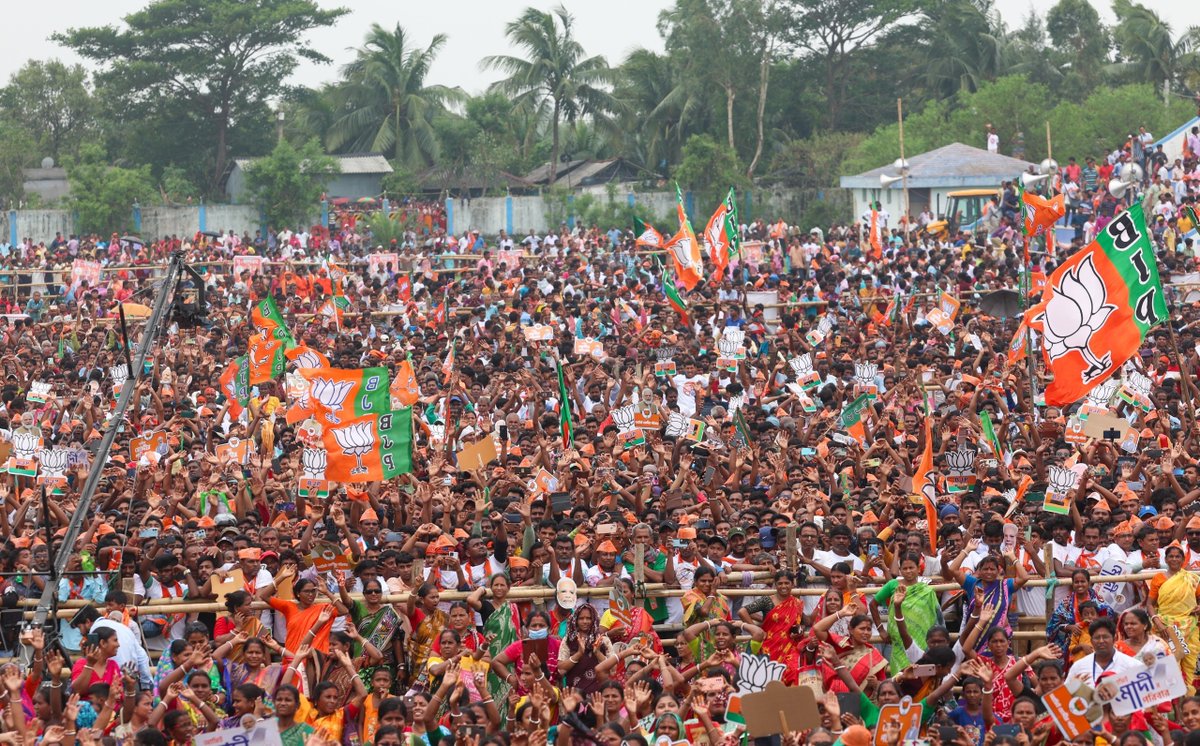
left=524, top=159, right=586, bottom=184
left=840, top=143, right=1035, bottom=189
left=232, top=153, right=393, bottom=175
left=550, top=159, right=618, bottom=187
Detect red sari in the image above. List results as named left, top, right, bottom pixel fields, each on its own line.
left=818, top=633, right=888, bottom=694
left=761, top=596, right=804, bottom=684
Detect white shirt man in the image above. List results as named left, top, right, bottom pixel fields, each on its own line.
left=671, top=371, right=710, bottom=417
left=987, top=131, right=1000, bottom=153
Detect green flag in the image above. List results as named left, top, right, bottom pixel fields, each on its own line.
left=556, top=360, right=574, bottom=448
left=253, top=295, right=293, bottom=343
left=980, top=410, right=1003, bottom=462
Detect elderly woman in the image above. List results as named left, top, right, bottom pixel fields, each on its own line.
left=1148, top=543, right=1200, bottom=695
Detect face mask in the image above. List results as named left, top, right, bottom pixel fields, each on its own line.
left=528, top=627, right=549, bottom=640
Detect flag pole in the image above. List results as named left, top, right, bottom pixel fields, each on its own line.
left=1164, top=321, right=1198, bottom=432
left=897, top=98, right=909, bottom=239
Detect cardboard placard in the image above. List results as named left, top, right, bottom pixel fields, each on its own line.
left=1108, top=655, right=1187, bottom=715
left=130, top=431, right=167, bottom=462
left=1042, top=682, right=1102, bottom=740
left=194, top=718, right=283, bottom=746
left=1081, top=413, right=1132, bottom=442
left=28, top=381, right=52, bottom=403
left=528, top=468, right=559, bottom=497
left=522, top=324, right=553, bottom=342
left=740, top=681, right=821, bottom=739
left=216, top=437, right=250, bottom=465
left=212, top=568, right=245, bottom=604
left=875, top=697, right=924, bottom=746
left=457, top=435, right=499, bottom=471
left=654, top=360, right=677, bottom=377
left=573, top=337, right=605, bottom=360
left=310, top=541, right=352, bottom=574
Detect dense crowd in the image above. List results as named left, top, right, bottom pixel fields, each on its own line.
left=0, top=129, right=1200, bottom=746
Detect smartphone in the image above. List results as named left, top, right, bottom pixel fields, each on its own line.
left=836, top=692, right=861, bottom=718
left=522, top=637, right=549, bottom=668
left=597, top=523, right=617, bottom=535
left=1146, top=448, right=1164, bottom=459
left=993, top=725, right=1022, bottom=738
left=702, top=465, right=716, bottom=484
left=867, top=544, right=881, bottom=558
left=503, top=513, right=523, bottom=524
left=800, top=448, right=816, bottom=457
left=498, top=423, right=509, bottom=442
left=938, top=727, right=959, bottom=744
left=138, top=527, right=159, bottom=539
left=911, top=664, right=937, bottom=677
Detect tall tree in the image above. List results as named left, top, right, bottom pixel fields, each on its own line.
left=781, top=0, right=922, bottom=130
left=0, top=60, right=95, bottom=160
left=326, top=23, right=462, bottom=170
left=1045, top=0, right=1109, bottom=96
left=54, top=0, right=347, bottom=194
left=484, top=5, right=618, bottom=184
left=914, top=0, right=1012, bottom=99
left=1109, top=0, right=1200, bottom=105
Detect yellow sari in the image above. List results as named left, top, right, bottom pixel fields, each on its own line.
left=1154, top=570, right=1199, bottom=695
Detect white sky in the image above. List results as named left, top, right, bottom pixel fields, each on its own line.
left=0, top=0, right=1190, bottom=97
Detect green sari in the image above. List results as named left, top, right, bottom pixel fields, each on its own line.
left=353, top=600, right=402, bottom=684
left=279, top=722, right=315, bottom=746
left=484, top=599, right=521, bottom=718
left=875, top=579, right=940, bottom=674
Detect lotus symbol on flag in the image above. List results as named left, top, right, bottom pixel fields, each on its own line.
left=789, top=354, right=813, bottom=378
left=111, top=365, right=128, bottom=387
left=311, top=377, right=354, bottom=423
left=333, top=421, right=374, bottom=475
left=293, top=350, right=321, bottom=370
left=1033, top=255, right=1115, bottom=381
left=251, top=340, right=271, bottom=368
left=665, top=412, right=689, bottom=438
left=12, top=431, right=39, bottom=458
left=717, top=336, right=739, bottom=356
left=1048, top=465, right=1078, bottom=494
left=945, top=449, right=974, bottom=473
left=736, top=653, right=785, bottom=694
left=722, top=328, right=745, bottom=347
left=301, top=447, right=327, bottom=479
left=670, top=235, right=696, bottom=270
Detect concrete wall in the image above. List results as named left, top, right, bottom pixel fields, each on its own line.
left=446, top=188, right=853, bottom=235
left=2, top=205, right=263, bottom=244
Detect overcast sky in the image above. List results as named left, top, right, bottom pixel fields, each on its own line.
left=0, top=0, right=1192, bottom=97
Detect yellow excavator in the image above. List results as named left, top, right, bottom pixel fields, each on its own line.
left=924, top=188, right=1000, bottom=240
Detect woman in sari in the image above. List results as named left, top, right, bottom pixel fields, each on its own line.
left=872, top=553, right=941, bottom=674
left=949, top=553, right=1029, bottom=651
left=265, top=577, right=346, bottom=657
left=273, top=685, right=314, bottom=746
left=813, top=601, right=888, bottom=694
left=740, top=571, right=804, bottom=683
left=216, top=636, right=283, bottom=706
left=600, top=577, right=662, bottom=653
left=680, top=567, right=730, bottom=661
left=1046, top=569, right=1115, bottom=658
left=342, top=578, right=405, bottom=684
left=467, top=572, right=521, bottom=712
left=213, top=591, right=284, bottom=662
left=805, top=562, right=869, bottom=630
left=557, top=603, right=604, bottom=695
left=406, top=582, right=448, bottom=690
left=1147, top=543, right=1200, bottom=694
left=1117, top=608, right=1183, bottom=665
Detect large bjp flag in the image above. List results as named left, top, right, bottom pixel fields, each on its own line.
left=286, top=343, right=330, bottom=372
left=911, top=414, right=937, bottom=551
left=247, top=333, right=286, bottom=384
left=1024, top=204, right=1166, bottom=406
left=664, top=184, right=703, bottom=290
left=322, top=408, right=414, bottom=482
left=298, top=366, right=391, bottom=425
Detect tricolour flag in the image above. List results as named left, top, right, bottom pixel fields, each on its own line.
left=661, top=263, right=689, bottom=325
left=556, top=359, right=574, bottom=448
left=1024, top=204, right=1166, bottom=406
left=663, top=184, right=703, bottom=291
left=322, top=408, right=413, bottom=483
left=298, top=366, right=391, bottom=425
left=219, top=356, right=250, bottom=418
left=633, top=217, right=664, bottom=248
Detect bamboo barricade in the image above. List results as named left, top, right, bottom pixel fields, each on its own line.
left=15, top=571, right=1156, bottom=621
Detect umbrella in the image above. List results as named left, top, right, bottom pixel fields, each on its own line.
left=977, top=289, right=1021, bottom=318
left=356, top=196, right=377, bottom=205
left=200, top=230, right=221, bottom=238
left=120, top=302, right=152, bottom=319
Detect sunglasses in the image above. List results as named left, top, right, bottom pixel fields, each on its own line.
left=364, top=588, right=383, bottom=595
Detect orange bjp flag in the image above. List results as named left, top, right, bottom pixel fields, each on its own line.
left=299, top=366, right=391, bottom=426
left=247, top=333, right=285, bottom=385
left=391, top=357, right=420, bottom=407
left=911, top=414, right=938, bottom=551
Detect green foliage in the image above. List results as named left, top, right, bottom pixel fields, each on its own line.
left=1047, top=85, right=1193, bottom=161
left=364, top=211, right=412, bottom=247
left=673, top=134, right=747, bottom=212
left=0, top=60, right=94, bottom=160
left=64, top=143, right=156, bottom=234
left=380, top=162, right=421, bottom=198
left=244, top=139, right=339, bottom=229
left=0, top=118, right=35, bottom=207
left=325, top=23, right=462, bottom=170
left=55, top=0, right=348, bottom=194
left=484, top=5, right=619, bottom=184
left=157, top=165, right=199, bottom=205
left=766, top=131, right=866, bottom=188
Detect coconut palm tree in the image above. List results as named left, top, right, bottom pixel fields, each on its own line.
left=325, top=23, right=462, bottom=169
left=483, top=5, right=619, bottom=184
left=915, top=0, right=1013, bottom=99
left=1109, top=0, right=1200, bottom=104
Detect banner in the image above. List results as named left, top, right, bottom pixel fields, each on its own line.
left=232, top=255, right=265, bottom=278
left=368, top=252, right=399, bottom=276
left=70, top=260, right=101, bottom=289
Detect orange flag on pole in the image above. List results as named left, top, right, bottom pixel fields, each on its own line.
left=912, top=412, right=938, bottom=551
left=391, top=357, right=420, bottom=407
left=664, top=184, right=703, bottom=291
left=298, top=366, right=391, bottom=426
left=869, top=208, right=883, bottom=258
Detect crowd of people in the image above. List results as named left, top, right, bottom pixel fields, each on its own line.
left=1, top=127, right=1200, bottom=746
